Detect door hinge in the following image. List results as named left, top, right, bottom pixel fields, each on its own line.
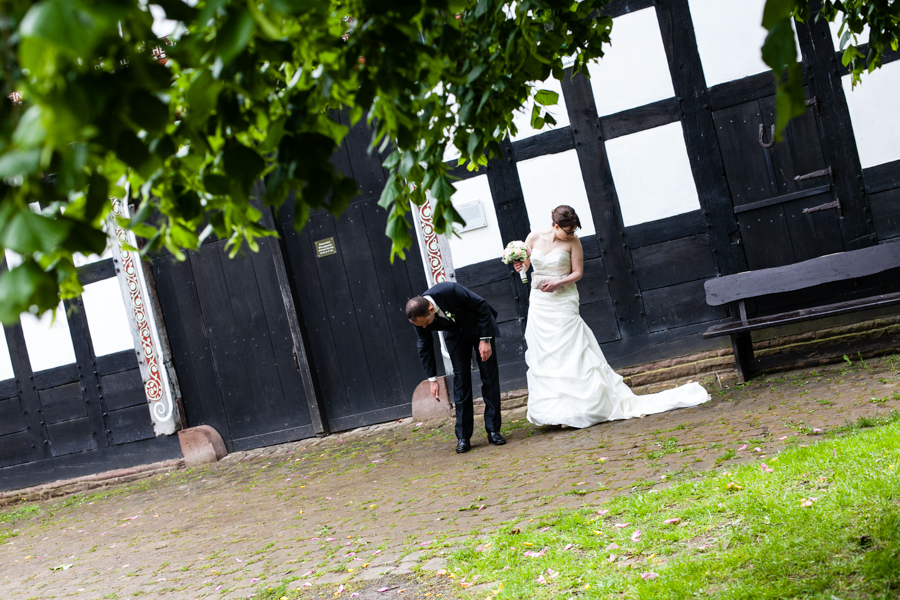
left=794, top=166, right=832, bottom=182
left=802, top=199, right=842, bottom=216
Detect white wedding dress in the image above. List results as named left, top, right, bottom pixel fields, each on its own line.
left=525, top=249, right=711, bottom=428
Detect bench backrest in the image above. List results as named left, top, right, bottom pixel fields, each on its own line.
left=704, top=242, right=900, bottom=306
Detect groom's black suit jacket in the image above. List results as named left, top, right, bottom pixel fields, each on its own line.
left=414, top=282, right=501, bottom=379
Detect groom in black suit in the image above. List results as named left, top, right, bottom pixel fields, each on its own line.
left=406, top=281, right=505, bottom=453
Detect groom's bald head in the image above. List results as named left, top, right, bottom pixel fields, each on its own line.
left=406, top=296, right=432, bottom=321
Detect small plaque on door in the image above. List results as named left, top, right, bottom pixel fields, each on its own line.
left=314, top=237, right=337, bottom=258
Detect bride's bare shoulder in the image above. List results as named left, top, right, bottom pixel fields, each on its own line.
left=526, top=229, right=550, bottom=246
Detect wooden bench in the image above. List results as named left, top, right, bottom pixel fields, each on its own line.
left=703, top=243, right=900, bottom=382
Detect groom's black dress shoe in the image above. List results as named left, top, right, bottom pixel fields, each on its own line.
left=487, top=432, right=506, bottom=446
left=456, top=439, right=471, bottom=454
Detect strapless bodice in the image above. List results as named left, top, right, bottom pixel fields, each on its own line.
left=531, top=249, right=571, bottom=277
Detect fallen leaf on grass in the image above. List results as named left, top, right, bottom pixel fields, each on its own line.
left=605, top=543, right=619, bottom=551
left=631, top=530, right=641, bottom=542
left=613, top=523, right=631, bottom=528
left=640, top=571, right=659, bottom=580
left=738, top=444, right=748, bottom=451
left=50, top=564, right=73, bottom=571
left=664, top=518, right=681, bottom=524
left=563, top=543, right=573, bottom=551
left=597, top=509, right=609, bottom=515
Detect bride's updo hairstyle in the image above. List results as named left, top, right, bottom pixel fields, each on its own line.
left=551, top=205, right=581, bottom=231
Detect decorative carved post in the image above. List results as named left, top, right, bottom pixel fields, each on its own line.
left=411, top=198, right=454, bottom=286
left=411, top=197, right=456, bottom=377
left=108, top=199, right=180, bottom=435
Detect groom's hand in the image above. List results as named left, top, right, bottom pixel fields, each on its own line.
left=479, top=340, right=492, bottom=362
left=430, top=381, right=440, bottom=401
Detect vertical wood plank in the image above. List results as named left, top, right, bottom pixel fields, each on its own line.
left=281, top=224, right=351, bottom=424
left=359, top=197, right=434, bottom=394
left=215, top=243, right=294, bottom=440
left=654, top=0, right=750, bottom=276
left=795, top=11, right=877, bottom=250
left=560, top=70, right=648, bottom=337
left=255, top=187, right=323, bottom=433
left=150, top=254, right=232, bottom=443
left=486, top=138, right=531, bottom=332
left=189, top=244, right=253, bottom=442
left=3, top=324, right=46, bottom=462
left=334, top=201, right=407, bottom=410
left=64, top=297, right=109, bottom=450
left=307, top=212, right=379, bottom=422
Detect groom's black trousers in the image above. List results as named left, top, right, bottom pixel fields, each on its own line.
left=445, top=335, right=502, bottom=441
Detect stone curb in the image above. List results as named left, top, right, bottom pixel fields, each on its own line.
left=0, top=458, right=184, bottom=508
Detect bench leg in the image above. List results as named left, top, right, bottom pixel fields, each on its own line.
left=730, top=332, right=754, bottom=383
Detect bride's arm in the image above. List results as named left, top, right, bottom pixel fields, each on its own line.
left=567, top=238, right=584, bottom=283
left=515, top=231, right=539, bottom=272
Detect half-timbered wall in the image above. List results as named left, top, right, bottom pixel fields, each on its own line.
left=446, top=0, right=900, bottom=392
left=0, top=239, right=180, bottom=491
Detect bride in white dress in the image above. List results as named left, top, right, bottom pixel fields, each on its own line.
left=514, top=206, right=710, bottom=428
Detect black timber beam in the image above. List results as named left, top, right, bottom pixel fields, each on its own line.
left=795, top=4, right=876, bottom=250
left=655, top=0, right=749, bottom=277
left=486, top=137, right=531, bottom=330
left=560, top=69, right=647, bottom=337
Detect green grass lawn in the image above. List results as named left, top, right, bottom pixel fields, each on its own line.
left=449, top=413, right=900, bottom=599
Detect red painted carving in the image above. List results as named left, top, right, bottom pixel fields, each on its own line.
left=418, top=202, right=447, bottom=284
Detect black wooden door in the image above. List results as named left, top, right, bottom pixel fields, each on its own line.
left=277, top=195, right=432, bottom=432
left=152, top=235, right=315, bottom=451
left=713, top=94, right=845, bottom=271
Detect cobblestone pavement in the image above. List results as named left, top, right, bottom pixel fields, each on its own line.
left=4, top=354, right=900, bottom=600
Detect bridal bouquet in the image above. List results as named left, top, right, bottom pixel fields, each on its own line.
left=502, top=241, right=531, bottom=284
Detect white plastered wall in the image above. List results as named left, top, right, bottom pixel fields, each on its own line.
left=516, top=150, right=596, bottom=237
left=587, top=8, right=675, bottom=116
left=689, top=0, right=770, bottom=87
left=842, top=60, right=900, bottom=169
left=510, top=76, right=570, bottom=142
left=605, top=122, right=701, bottom=227
left=0, top=329, right=14, bottom=381
left=4, top=249, right=78, bottom=373
left=446, top=175, right=506, bottom=268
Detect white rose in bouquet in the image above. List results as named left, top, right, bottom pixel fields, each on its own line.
left=501, top=241, right=531, bottom=284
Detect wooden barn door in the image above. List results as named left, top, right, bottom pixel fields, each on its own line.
left=151, top=235, right=316, bottom=451
left=277, top=194, right=431, bottom=433
left=713, top=94, right=845, bottom=270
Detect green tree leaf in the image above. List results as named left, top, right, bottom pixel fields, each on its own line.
left=534, top=89, right=559, bottom=106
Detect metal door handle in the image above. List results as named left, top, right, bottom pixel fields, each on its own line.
left=758, top=124, right=775, bottom=148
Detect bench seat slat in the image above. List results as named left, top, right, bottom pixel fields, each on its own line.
left=704, top=242, right=900, bottom=306
left=702, top=291, right=900, bottom=339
